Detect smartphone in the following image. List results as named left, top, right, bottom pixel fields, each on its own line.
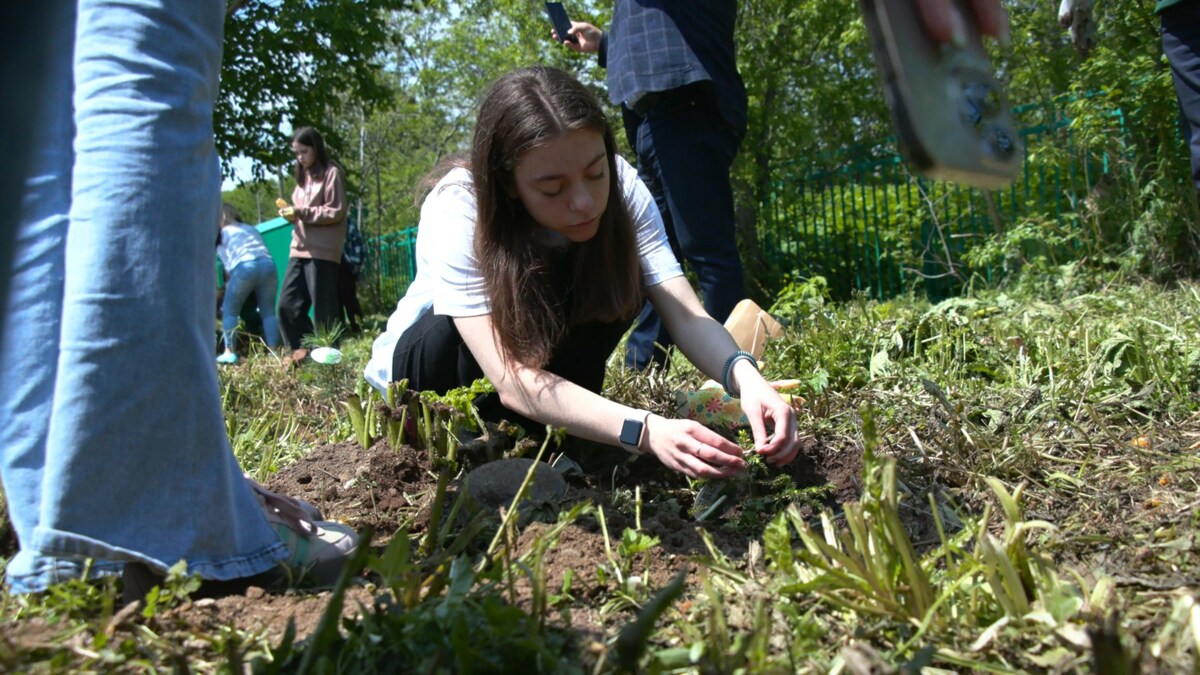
left=544, top=2, right=577, bottom=45
left=859, top=0, right=1021, bottom=189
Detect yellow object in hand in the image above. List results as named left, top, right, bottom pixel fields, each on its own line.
left=275, top=198, right=288, bottom=209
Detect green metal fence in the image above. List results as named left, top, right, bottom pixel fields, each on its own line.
left=362, top=100, right=1129, bottom=306
left=363, top=227, right=418, bottom=308
left=760, top=98, right=1127, bottom=301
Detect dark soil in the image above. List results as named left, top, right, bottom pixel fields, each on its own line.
left=0, top=429, right=875, bottom=658
left=126, top=430, right=869, bottom=645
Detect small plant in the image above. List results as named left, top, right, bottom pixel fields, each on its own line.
left=299, top=322, right=344, bottom=351
left=772, top=405, right=935, bottom=623
left=140, top=560, right=204, bottom=619
left=382, top=379, right=413, bottom=450
left=419, top=399, right=462, bottom=557
left=340, top=378, right=379, bottom=449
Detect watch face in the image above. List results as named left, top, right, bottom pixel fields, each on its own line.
left=620, top=418, right=643, bottom=449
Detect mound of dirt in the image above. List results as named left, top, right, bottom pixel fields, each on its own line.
left=143, top=432, right=870, bottom=646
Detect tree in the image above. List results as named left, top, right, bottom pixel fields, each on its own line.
left=218, top=0, right=413, bottom=179
left=733, top=0, right=882, bottom=299
left=323, top=0, right=614, bottom=238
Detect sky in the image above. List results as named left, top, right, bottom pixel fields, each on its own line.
left=221, top=156, right=256, bottom=191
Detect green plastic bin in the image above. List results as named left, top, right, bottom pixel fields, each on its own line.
left=254, top=217, right=293, bottom=306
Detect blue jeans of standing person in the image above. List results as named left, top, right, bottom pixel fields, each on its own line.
left=1162, top=0, right=1200, bottom=192
left=622, top=89, right=747, bottom=371
left=0, top=0, right=287, bottom=593
left=223, top=257, right=280, bottom=352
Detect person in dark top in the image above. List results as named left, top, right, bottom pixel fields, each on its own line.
left=1158, top=0, right=1200, bottom=202
left=560, top=0, right=1012, bottom=371
left=337, top=216, right=366, bottom=335
left=564, top=2, right=748, bottom=372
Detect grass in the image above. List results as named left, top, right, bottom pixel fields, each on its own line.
left=2, top=276, right=1200, bottom=672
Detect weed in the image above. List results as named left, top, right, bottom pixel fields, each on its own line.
left=6, top=283, right=1200, bottom=672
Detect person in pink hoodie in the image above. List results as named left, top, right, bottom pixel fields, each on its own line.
left=277, top=126, right=348, bottom=364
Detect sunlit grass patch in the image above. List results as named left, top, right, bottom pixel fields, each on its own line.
left=4, top=282, right=1200, bottom=672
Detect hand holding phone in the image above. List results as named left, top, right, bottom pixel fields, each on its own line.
left=861, top=0, right=1021, bottom=189
left=544, top=2, right=577, bottom=45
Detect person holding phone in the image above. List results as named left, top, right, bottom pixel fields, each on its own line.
left=364, top=66, right=800, bottom=478
left=556, top=0, right=1010, bottom=372
left=1157, top=0, right=1200, bottom=208
left=557, top=2, right=749, bottom=374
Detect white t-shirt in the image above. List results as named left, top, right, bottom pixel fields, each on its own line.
left=364, top=155, right=682, bottom=391
left=217, top=223, right=271, bottom=272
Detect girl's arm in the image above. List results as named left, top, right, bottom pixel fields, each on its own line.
left=646, top=276, right=800, bottom=467
left=295, top=165, right=348, bottom=226
left=453, top=313, right=747, bottom=479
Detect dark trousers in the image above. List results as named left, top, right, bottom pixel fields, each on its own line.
left=336, top=255, right=363, bottom=333
left=391, top=308, right=627, bottom=433
left=1163, top=1, right=1200, bottom=192
left=621, top=89, right=746, bottom=371
left=277, top=257, right=339, bottom=350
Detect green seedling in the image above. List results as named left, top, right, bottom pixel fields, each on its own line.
left=341, top=378, right=380, bottom=449
left=614, top=568, right=688, bottom=673
left=383, top=379, right=412, bottom=450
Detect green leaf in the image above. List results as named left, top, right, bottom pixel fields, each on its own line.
left=869, top=349, right=891, bottom=378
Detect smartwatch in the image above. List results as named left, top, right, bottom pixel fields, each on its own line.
left=619, top=411, right=651, bottom=455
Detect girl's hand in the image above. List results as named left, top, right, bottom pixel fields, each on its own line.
left=643, top=415, right=746, bottom=479
left=278, top=206, right=297, bottom=223
left=731, top=366, right=800, bottom=468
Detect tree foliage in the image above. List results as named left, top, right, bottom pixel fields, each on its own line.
left=218, top=0, right=413, bottom=178
left=223, top=0, right=1199, bottom=284
left=320, top=0, right=618, bottom=237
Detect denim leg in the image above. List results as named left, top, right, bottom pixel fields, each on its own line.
left=9, top=0, right=286, bottom=592
left=1, top=1, right=121, bottom=590
left=249, top=259, right=280, bottom=348
left=625, top=100, right=746, bottom=370
left=222, top=265, right=256, bottom=353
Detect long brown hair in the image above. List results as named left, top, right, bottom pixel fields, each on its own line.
left=292, top=126, right=337, bottom=186
left=470, top=65, right=643, bottom=368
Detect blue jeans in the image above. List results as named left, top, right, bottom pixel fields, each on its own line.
left=0, top=0, right=286, bottom=593
left=222, top=257, right=280, bottom=351
left=621, top=95, right=747, bottom=371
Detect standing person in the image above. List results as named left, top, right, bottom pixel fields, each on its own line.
left=277, top=126, right=348, bottom=364
left=0, top=0, right=356, bottom=596
left=365, top=66, right=800, bottom=478
left=217, top=203, right=280, bottom=364
left=337, top=216, right=366, bottom=335
left=559, top=1, right=1013, bottom=371
left=563, top=2, right=749, bottom=373
left=1158, top=0, right=1200, bottom=207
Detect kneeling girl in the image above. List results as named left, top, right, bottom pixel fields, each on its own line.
left=366, top=66, right=798, bottom=478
